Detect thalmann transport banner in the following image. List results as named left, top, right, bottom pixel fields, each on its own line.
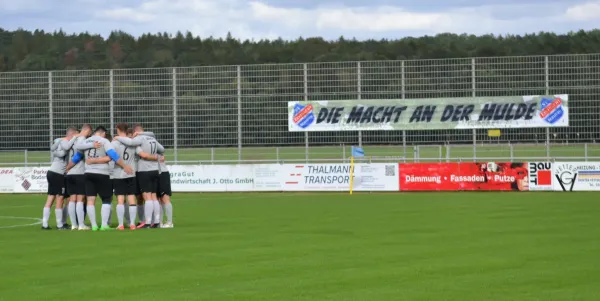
left=399, top=162, right=529, bottom=191
left=288, top=95, right=569, bottom=131
left=552, top=162, right=600, bottom=191
left=281, top=163, right=399, bottom=191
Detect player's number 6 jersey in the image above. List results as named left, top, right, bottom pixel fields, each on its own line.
left=111, top=140, right=136, bottom=178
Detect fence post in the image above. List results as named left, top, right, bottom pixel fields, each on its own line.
left=401, top=61, right=407, bottom=156
left=109, top=70, right=114, bottom=135
left=471, top=58, right=477, bottom=162
left=303, top=63, right=309, bottom=162
left=585, top=143, right=588, bottom=162
left=415, top=145, right=420, bottom=163
left=48, top=71, right=53, bottom=153
left=544, top=56, right=551, bottom=159
left=237, top=65, right=242, bottom=163
left=172, top=68, right=178, bottom=163
left=357, top=61, right=362, bottom=147
left=25, top=149, right=28, bottom=167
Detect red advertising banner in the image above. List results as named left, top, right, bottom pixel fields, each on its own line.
left=399, top=162, right=529, bottom=191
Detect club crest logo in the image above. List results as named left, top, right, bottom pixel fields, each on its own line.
left=539, top=97, right=564, bottom=124
left=292, top=103, right=315, bottom=129
left=554, top=163, right=577, bottom=191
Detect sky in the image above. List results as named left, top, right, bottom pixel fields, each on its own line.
left=1, top=0, right=600, bottom=40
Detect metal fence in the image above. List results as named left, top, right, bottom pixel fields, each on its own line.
left=1, top=54, right=600, bottom=164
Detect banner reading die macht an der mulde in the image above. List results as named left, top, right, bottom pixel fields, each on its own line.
left=2, top=162, right=600, bottom=193
left=288, top=95, right=569, bottom=131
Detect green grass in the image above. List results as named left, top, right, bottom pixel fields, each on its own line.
left=1, top=192, right=600, bottom=300
left=2, top=143, right=600, bottom=166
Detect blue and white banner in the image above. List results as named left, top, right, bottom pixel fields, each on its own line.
left=288, top=95, right=569, bottom=131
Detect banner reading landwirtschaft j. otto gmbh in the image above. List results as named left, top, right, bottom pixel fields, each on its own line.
left=288, top=95, right=569, bottom=131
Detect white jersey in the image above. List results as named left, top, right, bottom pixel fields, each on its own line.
left=75, top=135, right=116, bottom=176
left=111, top=139, right=136, bottom=179
left=116, top=133, right=164, bottom=172
left=49, top=138, right=68, bottom=174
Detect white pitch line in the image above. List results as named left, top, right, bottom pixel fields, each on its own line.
left=0, top=216, right=42, bottom=229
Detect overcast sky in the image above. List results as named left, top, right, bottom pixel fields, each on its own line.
left=1, top=0, right=600, bottom=40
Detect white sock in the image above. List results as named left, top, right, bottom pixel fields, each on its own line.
left=153, top=201, right=161, bottom=224
left=68, top=202, right=77, bottom=227
left=124, top=203, right=130, bottom=225
left=138, top=203, right=145, bottom=222
left=107, top=207, right=113, bottom=225
left=159, top=204, right=164, bottom=223
left=164, top=203, right=173, bottom=224
left=116, top=204, right=125, bottom=227
left=55, top=208, right=63, bottom=228
left=87, top=205, right=97, bottom=227
left=144, top=201, right=153, bottom=224
left=42, top=207, right=51, bottom=227
left=76, top=202, right=85, bottom=227
left=128, top=205, right=137, bottom=226
left=62, top=206, right=68, bottom=225
left=101, top=204, right=111, bottom=227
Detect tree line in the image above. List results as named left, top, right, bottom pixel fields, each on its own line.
left=2, top=29, right=600, bottom=71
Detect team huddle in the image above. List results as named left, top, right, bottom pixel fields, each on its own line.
left=42, top=123, right=174, bottom=231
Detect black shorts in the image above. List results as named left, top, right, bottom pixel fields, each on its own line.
left=47, top=171, right=65, bottom=196
left=84, top=173, right=113, bottom=202
left=114, top=177, right=138, bottom=196
left=157, top=172, right=172, bottom=197
left=66, top=174, right=86, bottom=196
left=137, top=171, right=159, bottom=194
left=63, top=176, right=70, bottom=198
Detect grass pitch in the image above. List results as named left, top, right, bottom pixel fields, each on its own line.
left=1, top=192, right=599, bottom=300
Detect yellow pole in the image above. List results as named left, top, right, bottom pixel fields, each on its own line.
left=349, top=156, right=354, bottom=195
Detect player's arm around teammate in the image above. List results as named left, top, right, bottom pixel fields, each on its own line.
left=64, top=125, right=96, bottom=230
left=111, top=123, right=140, bottom=230
left=77, top=127, right=134, bottom=231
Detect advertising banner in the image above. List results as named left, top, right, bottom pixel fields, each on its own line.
left=0, top=168, right=15, bottom=193
left=281, top=163, right=399, bottom=191
left=5, top=161, right=600, bottom=193
left=288, top=95, right=569, bottom=131
left=168, top=165, right=266, bottom=192
left=12, top=167, right=48, bottom=193
left=528, top=162, right=554, bottom=191
left=552, top=162, right=600, bottom=191
left=399, top=162, right=529, bottom=191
